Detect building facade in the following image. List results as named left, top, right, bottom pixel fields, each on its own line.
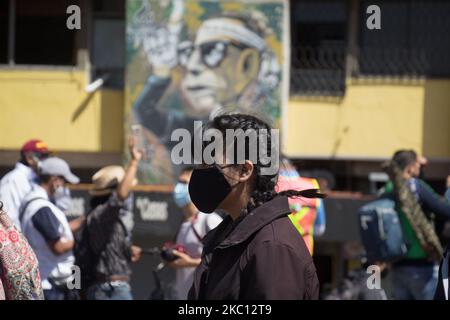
left=1, top=0, right=449, bottom=298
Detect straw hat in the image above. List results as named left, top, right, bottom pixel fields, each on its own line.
left=90, top=165, right=137, bottom=196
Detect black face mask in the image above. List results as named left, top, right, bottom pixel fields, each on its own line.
left=188, top=166, right=232, bottom=213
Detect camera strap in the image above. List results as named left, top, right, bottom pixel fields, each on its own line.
left=173, top=211, right=204, bottom=243
left=190, top=211, right=204, bottom=243
left=190, top=221, right=203, bottom=243
left=172, top=220, right=183, bottom=243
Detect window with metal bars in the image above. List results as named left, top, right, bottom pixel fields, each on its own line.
left=290, top=0, right=348, bottom=97
left=1, top=0, right=78, bottom=66
left=357, top=0, right=450, bottom=78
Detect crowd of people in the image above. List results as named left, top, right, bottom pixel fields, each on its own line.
left=0, top=138, right=143, bottom=300
left=326, top=150, right=450, bottom=300
left=0, top=114, right=449, bottom=300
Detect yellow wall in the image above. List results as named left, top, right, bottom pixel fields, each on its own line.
left=286, top=79, right=450, bottom=159
left=0, top=69, right=123, bottom=152
left=1, top=69, right=449, bottom=160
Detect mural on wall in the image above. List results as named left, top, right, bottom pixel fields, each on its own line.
left=125, top=0, right=288, bottom=184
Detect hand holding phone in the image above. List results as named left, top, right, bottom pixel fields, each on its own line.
left=130, top=125, right=145, bottom=161
left=131, top=124, right=145, bottom=150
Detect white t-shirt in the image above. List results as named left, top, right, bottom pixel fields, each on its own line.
left=0, top=163, right=36, bottom=230
left=174, top=212, right=222, bottom=299
left=20, top=185, right=75, bottom=290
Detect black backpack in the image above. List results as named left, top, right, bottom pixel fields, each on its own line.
left=73, top=211, right=130, bottom=294
left=73, top=216, right=97, bottom=293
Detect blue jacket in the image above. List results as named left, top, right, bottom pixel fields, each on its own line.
left=434, top=188, right=450, bottom=300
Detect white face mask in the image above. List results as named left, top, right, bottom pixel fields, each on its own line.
left=53, top=186, right=73, bottom=213
left=32, top=155, right=42, bottom=173
left=54, top=186, right=66, bottom=199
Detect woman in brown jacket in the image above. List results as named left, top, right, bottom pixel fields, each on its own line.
left=186, top=114, right=323, bottom=300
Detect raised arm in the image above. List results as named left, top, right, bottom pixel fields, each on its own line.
left=418, top=180, right=450, bottom=219
left=117, top=137, right=143, bottom=201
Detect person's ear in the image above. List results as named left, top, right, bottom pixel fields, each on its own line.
left=406, top=164, right=415, bottom=177
left=238, top=160, right=254, bottom=182
left=235, top=48, right=260, bottom=92
left=24, top=152, right=34, bottom=166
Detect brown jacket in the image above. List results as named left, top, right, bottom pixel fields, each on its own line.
left=188, top=196, right=320, bottom=300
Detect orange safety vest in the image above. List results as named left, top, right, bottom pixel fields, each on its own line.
left=275, top=175, right=320, bottom=255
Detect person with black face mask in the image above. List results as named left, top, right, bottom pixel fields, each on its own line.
left=187, top=114, right=325, bottom=300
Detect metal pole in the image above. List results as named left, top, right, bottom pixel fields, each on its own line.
left=346, top=0, right=360, bottom=79
left=7, top=0, right=15, bottom=66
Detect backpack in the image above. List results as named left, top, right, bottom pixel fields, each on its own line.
left=73, top=217, right=97, bottom=293
left=358, top=197, right=408, bottom=262
left=73, top=213, right=129, bottom=293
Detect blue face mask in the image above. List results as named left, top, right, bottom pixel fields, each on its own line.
left=173, top=182, right=191, bottom=208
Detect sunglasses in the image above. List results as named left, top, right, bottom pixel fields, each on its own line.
left=30, top=152, right=49, bottom=161
left=178, top=40, right=248, bottom=69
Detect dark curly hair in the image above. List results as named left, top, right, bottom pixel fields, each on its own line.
left=204, top=113, right=325, bottom=215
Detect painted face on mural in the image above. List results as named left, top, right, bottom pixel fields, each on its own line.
left=179, top=17, right=265, bottom=117
left=128, top=3, right=284, bottom=185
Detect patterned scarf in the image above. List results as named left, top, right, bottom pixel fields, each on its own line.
left=0, top=205, right=44, bottom=300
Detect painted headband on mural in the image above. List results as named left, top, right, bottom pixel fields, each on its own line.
left=198, top=19, right=266, bottom=51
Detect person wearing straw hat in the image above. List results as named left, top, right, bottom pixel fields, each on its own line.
left=83, top=138, right=142, bottom=300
